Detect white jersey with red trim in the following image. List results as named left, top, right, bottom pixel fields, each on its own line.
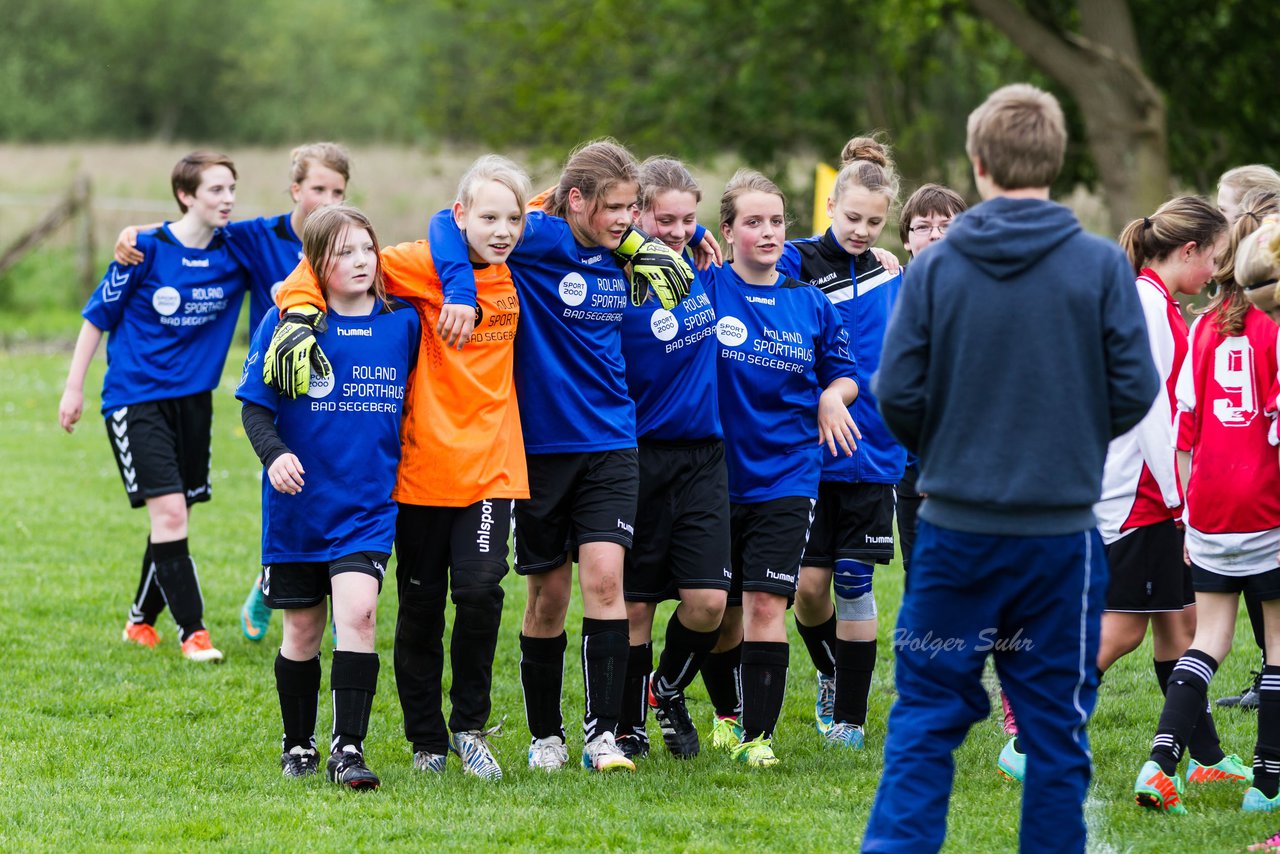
left=1095, top=271, right=1185, bottom=544
left=1176, top=307, right=1280, bottom=575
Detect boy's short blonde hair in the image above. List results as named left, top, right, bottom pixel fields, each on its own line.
left=965, top=84, right=1066, bottom=191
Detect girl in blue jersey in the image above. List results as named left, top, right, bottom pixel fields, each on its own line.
left=614, top=158, right=731, bottom=760
left=60, top=151, right=248, bottom=664
left=236, top=205, right=420, bottom=788
left=427, top=139, right=692, bottom=773
left=710, top=169, right=860, bottom=766
left=778, top=137, right=904, bottom=751
left=114, top=142, right=353, bottom=643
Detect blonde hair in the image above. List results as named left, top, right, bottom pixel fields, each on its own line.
left=1202, top=189, right=1280, bottom=335
left=965, top=83, right=1067, bottom=190
left=289, top=142, right=352, bottom=186
left=1220, top=164, right=1280, bottom=199
left=719, top=169, right=785, bottom=263
left=543, top=139, right=639, bottom=219
left=638, top=157, right=701, bottom=211
left=1117, top=195, right=1226, bottom=275
left=833, top=134, right=899, bottom=205
left=455, top=154, right=533, bottom=213
left=301, top=205, right=386, bottom=306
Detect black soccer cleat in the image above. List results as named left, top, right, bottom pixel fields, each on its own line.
left=616, top=729, right=650, bottom=761
left=648, top=678, right=700, bottom=759
left=326, top=748, right=381, bottom=790
left=1216, top=670, right=1262, bottom=710
left=281, top=745, right=320, bottom=778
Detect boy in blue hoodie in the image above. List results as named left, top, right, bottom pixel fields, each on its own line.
left=862, top=84, right=1160, bottom=853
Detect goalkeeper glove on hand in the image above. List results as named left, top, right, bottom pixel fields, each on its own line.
left=613, top=225, right=694, bottom=310
left=263, top=305, right=332, bottom=399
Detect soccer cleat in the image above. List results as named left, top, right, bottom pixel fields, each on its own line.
left=1134, top=760, right=1186, bottom=815
left=1245, top=788, right=1280, bottom=813
left=450, top=722, right=504, bottom=781
left=711, top=715, right=744, bottom=751
left=825, top=722, right=865, bottom=750
left=412, top=751, right=446, bottom=773
left=648, top=679, right=700, bottom=759
left=527, top=736, right=569, bottom=771
left=281, top=745, right=319, bottom=778
left=122, top=622, right=161, bottom=649
left=581, top=732, right=636, bottom=773
left=180, top=629, right=223, bottom=663
left=326, top=747, right=380, bottom=790
left=240, top=574, right=273, bottom=641
left=732, top=736, right=778, bottom=767
left=1000, top=690, right=1018, bottom=736
left=1188, top=753, right=1253, bottom=785
left=997, top=737, right=1025, bottom=782
left=1217, top=670, right=1262, bottom=710
left=815, top=673, right=836, bottom=735
left=1248, top=829, right=1280, bottom=851
left=616, top=730, right=650, bottom=760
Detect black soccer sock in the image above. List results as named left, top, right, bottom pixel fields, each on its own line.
left=1255, top=666, right=1280, bottom=798
left=1150, top=649, right=1217, bottom=775
left=581, top=617, right=629, bottom=743
left=834, top=639, right=876, bottom=727
left=619, top=642, right=652, bottom=736
left=794, top=611, right=837, bottom=678
left=740, top=641, right=789, bottom=741
left=702, top=643, right=743, bottom=718
left=1156, top=658, right=1225, bottom=766
left=151, top=538, right=205, bottom=641
left=276, top=651, right=321, bottom=751
left=520, top=632, right=567, bottom=741
left=653, top=609, right=720, bottom=698
left=128, top=538, right=166, bottom=626
left=331, top=650, right=379, bottom=754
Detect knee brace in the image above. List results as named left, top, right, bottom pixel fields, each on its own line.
left=834, top=558, right=877, bottom=621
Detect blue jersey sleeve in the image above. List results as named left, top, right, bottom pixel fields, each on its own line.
left=235, top=312, right=282, bottom=413
left=81, top=237, right=156, bottom=331
left=814, top=296, right=857, bottom=388
left=776, top=243, right=802, bottom=280
left=427, top=209, right=477, bottom=307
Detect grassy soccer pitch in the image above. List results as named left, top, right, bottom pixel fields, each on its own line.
left=1, top=345, right=1275, bottom=852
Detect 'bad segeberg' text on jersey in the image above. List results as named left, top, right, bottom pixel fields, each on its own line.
left=429, top=209, right=636, bottom=454
left=781, top=230, right=905, bottom=484
left=708, top=263, right=857, bottom=503
left=621, top=259, right=721, bottom=442
left=82, top=225, right=248, bottom=414
left=237, top=299, right=420, bottom=562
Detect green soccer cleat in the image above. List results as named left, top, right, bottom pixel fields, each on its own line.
left=732, top=736, right=778, bottom=768
left=711, top=715, right=744, bottom=752
left=1188, top=753, right=1253, bottom=785
left=240, top=573, right=273, bottom=641
left=1244, top=788, right=1280, bottom=813
left=1134, top=760, right=1186, bottom=815
left=997, top=737, right=1025, bottom=782
left=815, top=673, right=836, bottom=735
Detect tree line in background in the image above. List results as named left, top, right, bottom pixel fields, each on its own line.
left=2, top=0, right=1275, bottom=231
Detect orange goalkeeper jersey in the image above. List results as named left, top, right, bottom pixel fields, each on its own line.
left=277, top=241, right=527, bottom=507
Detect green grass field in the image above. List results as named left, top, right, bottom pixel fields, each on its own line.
left=2, top=342, right=1276, bottom=852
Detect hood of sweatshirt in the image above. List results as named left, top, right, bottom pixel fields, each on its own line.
left=945, top=196, right=1083, bottom=280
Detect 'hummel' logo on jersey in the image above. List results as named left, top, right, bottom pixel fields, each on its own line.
left=102, top=268, right=129, bottom=302
left=745, top=295, right=775, bottom=305
left=581, top=254, right=603, bottom=265
left=336, top=327, right=372, bottom=337
left=181, top=257, right=209, bottom=267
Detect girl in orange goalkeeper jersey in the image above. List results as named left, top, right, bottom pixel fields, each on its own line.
left=275, top=155, right=531, bottom=781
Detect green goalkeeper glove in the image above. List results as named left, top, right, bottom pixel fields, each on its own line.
left=614, top=225, right=694, bottom=310
left=263, top=305, right=332, bottom=399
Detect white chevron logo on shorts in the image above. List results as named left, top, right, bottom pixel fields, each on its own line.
left=111, top=408, right=137, bottom=491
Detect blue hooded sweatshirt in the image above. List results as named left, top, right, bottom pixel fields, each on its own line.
left=873, top=196, right=1159, bottom=536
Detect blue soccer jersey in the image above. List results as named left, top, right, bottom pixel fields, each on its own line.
left=428, top=209, right=636, bottom=454
left=82, top=225, right=248, bottom=414
left=707, top=264, right=857, bottom=502
left=621, top=260, right=721, bottom=442
left=236, top=299, right=420, bottom=563
left=225, top=214, right=305, bottom=332
left=780, top=232, right=906, bottom=484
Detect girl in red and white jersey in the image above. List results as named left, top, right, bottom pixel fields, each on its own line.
left=1134, top=203, right=1280, bottom=815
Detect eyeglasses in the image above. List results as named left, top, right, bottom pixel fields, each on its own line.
left=908, top=222, right=950, bottom=236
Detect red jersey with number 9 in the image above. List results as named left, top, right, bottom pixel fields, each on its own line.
left=1176, top=306, right=1280, bottom=536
